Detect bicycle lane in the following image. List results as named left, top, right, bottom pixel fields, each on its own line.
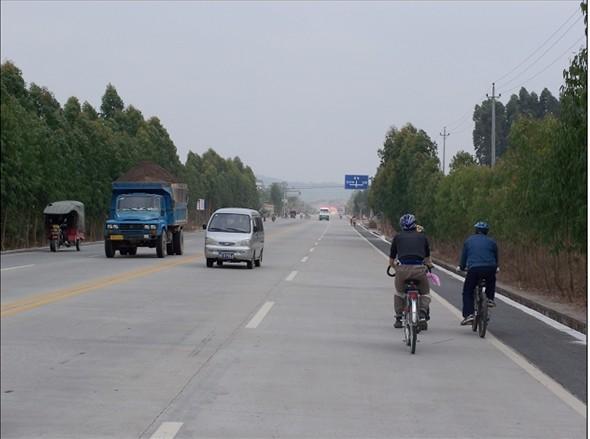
left=355, top=226, right=587, bottom=403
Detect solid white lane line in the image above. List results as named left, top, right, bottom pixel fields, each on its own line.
left=301, top=256, right=309, bottom=263
left=150, top=422, right=183, bottom=439
left=428, top=288, right=586, bottom=417
left=309, top=248, right=315, bottom=253
left=434, top=263, right=586, bottom=343
left=245, top=301, right=274, bottom=329
left=355, top=227, right=587, bottom=416
left=0, top=264, right=35, bottom=272
left=286, top=270, right=298, bottom=281
left=359, top=225, right=586, bottom=344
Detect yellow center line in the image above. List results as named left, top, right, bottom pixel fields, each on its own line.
left=1, top=254, right=201, bottom=318
left=1, top=221, right=315, bottom=319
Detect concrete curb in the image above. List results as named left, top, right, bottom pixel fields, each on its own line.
left=1, top=240, right=104, bottom=255
left=1, top=230, right=205, bottom=256
left=358, top=224, right=587, bottom=335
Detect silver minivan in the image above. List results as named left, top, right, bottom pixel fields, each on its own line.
left=203, top=208, right=264, bottom=269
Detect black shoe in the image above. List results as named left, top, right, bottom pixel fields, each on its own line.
left=460, top=315, right=474, bottom=326
left=487, top=299, right=496, bottom=308
left=394, top=316, right=403, bottom=329
left=419, top=311, right=428, bottom=331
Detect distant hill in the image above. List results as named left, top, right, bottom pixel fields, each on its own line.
left=257, top=175, right=351, bottom=206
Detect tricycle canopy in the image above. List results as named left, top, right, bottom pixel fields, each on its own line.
left=43, top=201, right=85, bottom=232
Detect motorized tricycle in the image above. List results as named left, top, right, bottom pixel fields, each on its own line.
left=43, top=201, right=85, bottom=252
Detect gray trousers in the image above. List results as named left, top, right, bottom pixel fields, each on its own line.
left=393, top=264, right=431, bottom=315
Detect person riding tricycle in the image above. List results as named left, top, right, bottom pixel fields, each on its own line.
left=43, top=201, right=85, bottom=252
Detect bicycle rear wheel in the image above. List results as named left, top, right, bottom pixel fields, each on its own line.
left=472, top=298, right=478, bottom=332
left=410, top=324, right=417, bottom=354
left=478, top=298, right=488, bottom=338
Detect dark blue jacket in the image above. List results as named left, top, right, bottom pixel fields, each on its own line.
left=459, top=234, right=498, bottom=270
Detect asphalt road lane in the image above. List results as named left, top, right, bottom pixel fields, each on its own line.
left=1, top=218, right=586, bottom=438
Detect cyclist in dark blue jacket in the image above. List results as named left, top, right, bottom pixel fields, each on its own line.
left=458, top=221, right=498, bottom=326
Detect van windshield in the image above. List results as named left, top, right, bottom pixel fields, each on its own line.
left=208, top=213, right=251, bottom=233
left=117, top=195, right=160, bottom=212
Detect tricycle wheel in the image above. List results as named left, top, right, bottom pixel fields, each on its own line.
left=104, top=240, right=115, bottom=258
left=75, top=239, right=80, bottom=251
left=50, top=240, right=57, bottom=252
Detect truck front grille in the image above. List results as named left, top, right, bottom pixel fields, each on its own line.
left=119, top=224, right=144, bottom=231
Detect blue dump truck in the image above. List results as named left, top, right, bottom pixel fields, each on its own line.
left=104, top=164, right=188, bottom=258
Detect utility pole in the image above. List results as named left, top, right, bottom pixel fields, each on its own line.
left=439, top=126, right=450, bottom=174
left=486, top=82, right=501, bottom=167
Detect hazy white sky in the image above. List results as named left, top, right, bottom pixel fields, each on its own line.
left=1, top=1, right=584, bottom=182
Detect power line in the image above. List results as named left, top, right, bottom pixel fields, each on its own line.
left=446, top=109, right=471, bottom=130
left=497, top=16, right=583, bottom=89
left=494, top=6, right=580, bottom=84
left=499, top=35, right=586, bottom=95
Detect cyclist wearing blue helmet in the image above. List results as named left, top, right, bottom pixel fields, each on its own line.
left=389, top=213, right=432, bottom=329
left=458, top=221, right=499, bottom=325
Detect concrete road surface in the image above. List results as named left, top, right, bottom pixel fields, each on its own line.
left=1, top=218, right=586, bottom=438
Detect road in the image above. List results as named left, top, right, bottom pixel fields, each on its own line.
left=1, top=218, right=586, bottom=438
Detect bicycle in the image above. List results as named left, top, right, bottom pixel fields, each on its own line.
left=387, top=266, right=421, bottom=354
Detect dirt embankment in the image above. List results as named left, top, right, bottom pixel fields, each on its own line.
left=116, top=161, right=179, bottom=183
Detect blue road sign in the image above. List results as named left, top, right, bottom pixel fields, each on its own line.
left=344, top=174, right=369, bottom=190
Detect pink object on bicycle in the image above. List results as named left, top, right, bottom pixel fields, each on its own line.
left=426, top=272, right=441, bottom=286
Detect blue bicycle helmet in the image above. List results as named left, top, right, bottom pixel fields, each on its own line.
left=400, top=213, right=416, bottom=231
left=474, top=221, right=490, bottom=234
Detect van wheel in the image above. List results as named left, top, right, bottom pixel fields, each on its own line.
left=255, top=250, right=262, bottom=267
left=246, top=257, right=254, bottom=269
left=206, top=258, right=214, bottom=267
left=217, top=260, right=223, bottom=267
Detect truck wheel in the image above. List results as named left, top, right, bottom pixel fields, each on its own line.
left=206, top=258, right=214, bottom=268
left=120, top=249, right=128, bottom=256
left=75, top=239, right=81, bottom=251
left=105, top=240, right=115, bottom=258
left=166, top=241, right=174, bottom=255
left=50, top=240, right=57, bottom=252
left=173, top=230, right=184, bottom=255
left=156, top=234, right=166, bottom=258
left=128, top=247, right=137, bottom=256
